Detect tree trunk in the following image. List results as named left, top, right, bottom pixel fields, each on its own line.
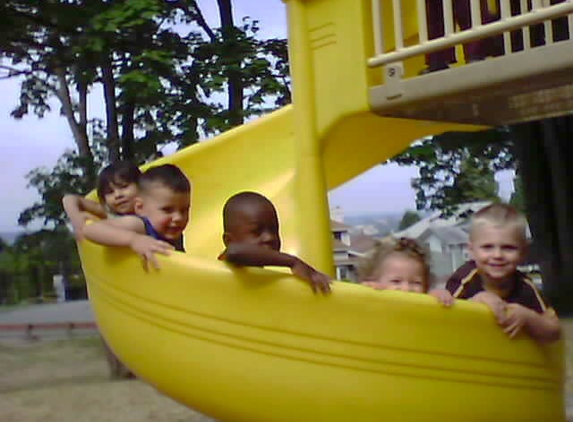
left=75, top=73, right=97, bottom=185
left=77, top=73, right=88, bottom=137
left=217, top=0, right=244, bottom=128
left=101, top=53, right=120, bottom=163
left=54, top=67, right=92, bottom=159
left=102, top=337, right=136, bottom=380
left=184, top=0, right=216, bottom=42
left=511, top=116, right=573, bottom=314
left=120, top=100, right=136, bottom=160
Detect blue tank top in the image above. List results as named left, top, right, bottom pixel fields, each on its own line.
left=139, top=217, right=185, bottom=252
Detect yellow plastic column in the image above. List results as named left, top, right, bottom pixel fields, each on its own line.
left=286, top=0, right=335, bottom=276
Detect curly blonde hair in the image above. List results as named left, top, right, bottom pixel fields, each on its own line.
left=357, top=237, right=432, bottom=291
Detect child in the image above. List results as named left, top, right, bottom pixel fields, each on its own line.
left=446, top=203, right=561, bottom=343
left=62, top=161, right=141, bottom=239
left=359, top=237, right=454, bottom=306
left=63, top=161, right=141, bottom=381
left=218, top=191, right=332, bottom=295
left=83, top=164, right=191, bottom=270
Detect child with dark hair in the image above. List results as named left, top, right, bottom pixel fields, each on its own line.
left=218, top=191, right=332, bottom=295
left=63, top=161, right=141, bottom=239
left=63, top=161, right=142, bottom=381
left=359, top=237, right=454, bottom=306
left=84, top=164, right=191, bottom=270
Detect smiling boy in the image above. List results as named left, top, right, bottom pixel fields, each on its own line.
left=83, top=164, right=191, bottom=270
left=446, top=203, right=560, bottom=343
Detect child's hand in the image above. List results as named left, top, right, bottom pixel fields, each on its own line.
left=470, top=291, right=507, bottom=324
left=129, top=234, right=174, bottom=271
left=291, top=259, right=332, bottom=295
left=429, top=288, right=455, bottom=307
left=502, top=303, right=533, bottom=338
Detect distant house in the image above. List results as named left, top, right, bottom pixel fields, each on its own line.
left=391, top=201, right=490, bottom=278
left=417, top=225, right=470, bottom=278
left=331, top=220, right=377, bottom=281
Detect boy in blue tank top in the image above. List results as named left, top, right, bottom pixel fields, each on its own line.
left=84, top=164, right=191, bottom=270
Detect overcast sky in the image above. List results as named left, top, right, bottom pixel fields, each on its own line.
left=0, top=0, right=513, bottom=232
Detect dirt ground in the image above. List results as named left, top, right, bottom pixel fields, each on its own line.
left=1, top=323, right=573, bottom=422
left=0, top=337, right=213, bottom=422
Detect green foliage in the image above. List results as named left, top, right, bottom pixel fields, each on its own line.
left=2, top=0, right=291, bottom=229
left=391, top=127, right=513, bottom=216
left=19, top=135, right=107, bottom=228
left=191, top=16, right=291, bottom=134
left=398, top=210, right=422, bottom=231
left=0, top=227, right=81, bottom=304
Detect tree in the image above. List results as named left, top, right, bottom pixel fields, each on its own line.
left=391, top=127, right=511, bottom=216
left=509, top=172, right=525, bottom=213
left=4, top=0, right=291, bottom=229
left=398, top=210, right=422, bottom=231
left=0, top=0, right=197, bottom=168
left=449, top=155, right=499, bottom=202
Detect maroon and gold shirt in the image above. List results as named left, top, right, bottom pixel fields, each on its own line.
left=446, top=261, right=550, bottom=314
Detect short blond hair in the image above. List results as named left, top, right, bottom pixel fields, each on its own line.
left=470, top=203, right=527, bottom=241
left=357, top=237, right=432, bottom=291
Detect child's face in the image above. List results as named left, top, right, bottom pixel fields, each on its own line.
left=469, top=223, right=525, bottom=285
left=135, top=184, right=190, bottom=241
left=374, top=252, right=427, bottom=293
left=102, top=180, right=138, bottom=215
left=224, top=201, right=281, bottom=251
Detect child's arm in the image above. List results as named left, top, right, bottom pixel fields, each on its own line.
left=503, top=304, right=561, bottom=343
left=62, top=195, right=108, bottom=239
left=220, top=243, right=332, bottom=294
left=83, top=217, right=174, bottom=270
left=470, top=291, right=508, bottom=324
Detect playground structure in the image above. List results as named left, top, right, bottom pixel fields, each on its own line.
left=79, top=1, right=573, bottom=421
left=370, top=0, right=573, bottom=124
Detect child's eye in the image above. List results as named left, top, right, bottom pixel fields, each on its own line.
left=162, top=207, right=174, bottom=213
left=502, top=245, right=518, bottom=251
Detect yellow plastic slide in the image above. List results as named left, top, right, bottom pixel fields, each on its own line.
left=79, top=106, right=565, bottom=422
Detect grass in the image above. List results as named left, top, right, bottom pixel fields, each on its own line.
left=0, top=336, right=213, bottom=422
left=2, top=322, right=573, bottom=421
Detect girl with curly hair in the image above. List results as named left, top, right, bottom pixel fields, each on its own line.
left=358, top=237, right=454, bottom=306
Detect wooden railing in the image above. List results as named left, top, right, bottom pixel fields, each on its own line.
left=369, top=0, right=573, bottom=67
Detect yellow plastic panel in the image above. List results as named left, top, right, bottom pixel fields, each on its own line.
left=80, top=240, right=564, bottom=422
